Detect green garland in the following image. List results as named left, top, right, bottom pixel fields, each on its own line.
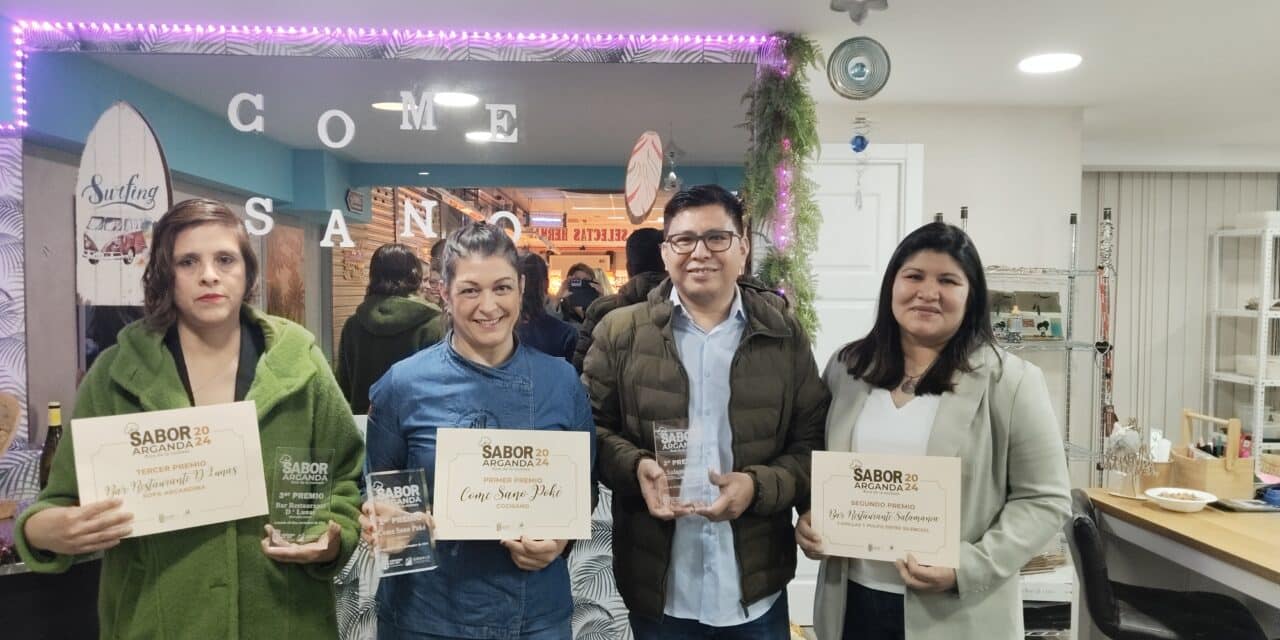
left=743, top=34, right=822, bottom=338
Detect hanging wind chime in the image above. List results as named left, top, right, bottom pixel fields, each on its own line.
left=850, top=114, right=872, bottom=210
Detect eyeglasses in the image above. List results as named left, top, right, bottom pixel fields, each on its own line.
left=665, top=230, right=740, bottom=255
left=426, top=276, right=444, bottom=288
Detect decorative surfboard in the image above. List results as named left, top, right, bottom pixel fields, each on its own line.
left=624, top=131, right=663, bottom=225
left=74, top=102, right=172, bottom=370
left=74, top=102, right=173, bottom=306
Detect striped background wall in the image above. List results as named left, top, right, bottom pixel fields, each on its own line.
left=1082, top=172, right=1279, bottom=447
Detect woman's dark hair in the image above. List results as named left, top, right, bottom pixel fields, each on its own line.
left=517, top=251, right=550, bottom=320
left=566, top=262, right=594, bottom=280
left=142, top=198, right=258, bottom=332
left=366, top=243, right=423, bottom=296
left=662, top=184, right=745, bottom=235
left=838, top=222, right=997, bottom=394
left=440, top=221, right=520, bottom=289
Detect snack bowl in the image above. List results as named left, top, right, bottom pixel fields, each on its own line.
left=1144, top=487, right=1217, bottom=513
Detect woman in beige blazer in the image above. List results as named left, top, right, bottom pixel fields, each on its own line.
left=797, top=222, right=1070, bottom=640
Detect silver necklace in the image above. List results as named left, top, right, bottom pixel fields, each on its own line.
left=899, top=373, right=921, bottom=395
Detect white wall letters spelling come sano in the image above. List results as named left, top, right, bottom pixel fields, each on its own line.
left=226, top=91, right=523, bottom=247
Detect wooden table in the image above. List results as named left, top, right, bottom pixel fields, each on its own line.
left=1087, top=488, right=1280, bottom=607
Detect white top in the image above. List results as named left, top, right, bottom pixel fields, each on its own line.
left=847, top=387, right=941, bottom=594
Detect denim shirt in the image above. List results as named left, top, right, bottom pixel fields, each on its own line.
left=365, top=337, right=594, bottom=639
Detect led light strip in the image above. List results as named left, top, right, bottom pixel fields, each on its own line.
left=3, top=20, right=781, bottom=132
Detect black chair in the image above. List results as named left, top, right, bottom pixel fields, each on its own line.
left=1065, top=489, right=1268, bottom=640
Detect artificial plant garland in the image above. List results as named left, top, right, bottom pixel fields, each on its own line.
left=743, top=34, right=822, bottom=338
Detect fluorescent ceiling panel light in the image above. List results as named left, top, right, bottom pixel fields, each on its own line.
left=1018, top=53, right=1082, bottom=74
left=466, top=130, right=512, bottom=143
left=434, top=92, right=479, bottom=107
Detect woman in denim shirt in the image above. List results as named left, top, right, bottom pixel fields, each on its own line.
left=363, top=222, right=594, bottom=639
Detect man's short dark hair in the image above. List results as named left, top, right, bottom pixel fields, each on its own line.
left=625, top=228, right=664, bottom=276
left=662, top=184, right=745, bottom=235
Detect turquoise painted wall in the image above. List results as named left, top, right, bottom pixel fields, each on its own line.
left=27, top=53, right=296, bottom=202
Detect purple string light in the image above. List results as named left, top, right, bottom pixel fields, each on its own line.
left=1, top=20, right=779, bottom=132
left=773, top=137, right=794, bottom=252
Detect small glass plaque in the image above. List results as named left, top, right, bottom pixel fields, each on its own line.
left=367, top=468, right=437, bottom=575
left=269, top=447, right=334, bottom=544
left=653, top=420, right=718, bottom=509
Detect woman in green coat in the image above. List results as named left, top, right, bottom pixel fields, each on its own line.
left=16, top=198, right=365, bottom=639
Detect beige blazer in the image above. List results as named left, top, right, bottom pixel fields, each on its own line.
left=813, top=347, right=1071, bottom=640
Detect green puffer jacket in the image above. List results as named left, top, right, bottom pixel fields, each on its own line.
left=582, top=279, right=830, bottom=619
left=16, top=307, right=365, bottom=640
left=336, top=293, right=442, bottom=414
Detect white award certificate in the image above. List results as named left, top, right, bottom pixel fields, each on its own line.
left=811, top=451, right=962, bottom=568
left=433, top=428, right=591, bottom=541
left=71, top=401, right=268, bottom=537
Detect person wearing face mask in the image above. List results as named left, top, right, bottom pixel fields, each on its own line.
left=363, top=222, right=594, bottom=639
left=583, top=184, right=829, bottom=639
left=797, top=222, right=1070, bottom=640
left=16, top=198, right=365, bottom=639
left=556, top=262, right=601, bottom=326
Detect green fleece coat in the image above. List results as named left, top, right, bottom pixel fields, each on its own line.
left=335, top=294, right=441, bottom=414
left=16, top=308, right=365, bottom=640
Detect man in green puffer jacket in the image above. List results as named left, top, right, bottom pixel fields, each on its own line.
left=582, top=185, right=829, bottom=637
left=336, top=243, right=442, bottom=414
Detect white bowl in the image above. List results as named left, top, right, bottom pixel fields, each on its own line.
left=1144, top=487, right=1217, bottom=512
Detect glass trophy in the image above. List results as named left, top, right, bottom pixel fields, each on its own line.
left=269, top=447, right=335, bottom=545
left=366, top=468, right=437, bottom=575
left=652, top=420, right=719, bottom=509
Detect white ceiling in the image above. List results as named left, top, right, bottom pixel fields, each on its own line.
left=7, top=0, right=1280, bottom=150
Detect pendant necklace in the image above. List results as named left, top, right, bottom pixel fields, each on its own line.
left=900, top=360, right=936, bottom=394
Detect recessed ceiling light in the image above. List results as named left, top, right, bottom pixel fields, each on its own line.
left=417, top=171, right=431, bottom=176
left=465, top=130, right=512, bottom=143
left=434, top=92, right=479, bottom=108
left=370, top=101, right=402, bottom=111
left=1018, top=53, right=1082, bottom=74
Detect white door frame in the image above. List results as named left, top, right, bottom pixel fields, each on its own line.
left=816, top=142, right=924, bottom=236
left=788, top=141, right=923, bottom=625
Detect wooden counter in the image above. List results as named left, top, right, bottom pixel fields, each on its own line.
left=1087, top=488, right=1280, bottom=606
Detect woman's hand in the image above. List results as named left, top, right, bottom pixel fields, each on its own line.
left=795, top=511, right=825, bottom=560
left=261, top=520, right=342, bottom=564
left=359, top=501, right=434, bottom=555
left=500, top=537, right=568, bottom=571
left=895, top=553, right=957, bottom=593
left=23, top=498, right=134, bottom=555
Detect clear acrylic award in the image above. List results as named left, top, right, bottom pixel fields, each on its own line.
left=366, top=468, right=437, bottom=575
left=268, top=447, right=334, bottom=544
left=653, top=419, right=718, bottom=509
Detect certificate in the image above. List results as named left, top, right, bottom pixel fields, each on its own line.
left=433, top=428, right=590, bottom=541
left=811, top=451, right=961, bottom=568
left=71, top=401, right=268, bottom=537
